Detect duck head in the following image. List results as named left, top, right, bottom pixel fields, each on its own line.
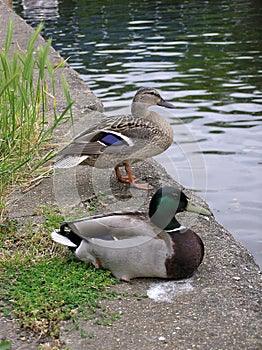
left=149, top=186, right=211, bottom=231
left=131, top=87, right=175, bottom=114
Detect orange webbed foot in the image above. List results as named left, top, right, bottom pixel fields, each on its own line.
left=115, top=165, right=153, bottom=190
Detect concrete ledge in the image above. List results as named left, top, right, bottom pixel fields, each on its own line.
left=0, top=2, right=261, bottom=349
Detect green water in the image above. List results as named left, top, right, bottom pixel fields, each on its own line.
left=13, top=0, right=262, bottom=267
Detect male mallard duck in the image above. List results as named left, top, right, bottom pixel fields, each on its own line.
left=51, top=186, right=211, bottom=281
left=55, top=87, right=175, bottom=189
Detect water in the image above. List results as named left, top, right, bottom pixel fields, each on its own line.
left=12, top=0, right=262, bottom=267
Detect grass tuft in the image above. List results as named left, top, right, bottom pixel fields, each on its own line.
left=0, top=207, right=118, bottom=338
left=0, top=21, right=73, bottom=220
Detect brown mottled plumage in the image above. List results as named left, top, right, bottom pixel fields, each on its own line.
left=55, top=88, right=175, bottom=189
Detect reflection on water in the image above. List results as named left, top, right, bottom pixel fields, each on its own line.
left=22, top=0, right=58, bottom=20
left=12, top=0, right=262, bottom=268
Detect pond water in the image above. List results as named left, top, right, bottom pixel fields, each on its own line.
left=12, top=0, right=262, bottom=268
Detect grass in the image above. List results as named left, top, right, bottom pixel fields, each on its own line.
left=0, top=23, right=121, bottom=342
left=0, top=21, right=73, bottom=220
left=0, top=206, right=119, bottom=339
left=0, top=341, right=11, bottom=350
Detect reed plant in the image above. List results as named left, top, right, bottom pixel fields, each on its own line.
left=0, top=21, right=73, bottom=219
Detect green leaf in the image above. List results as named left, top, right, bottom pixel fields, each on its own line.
left=0, top=340, right=12, bottom=350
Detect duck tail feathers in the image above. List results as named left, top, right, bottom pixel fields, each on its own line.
left=54, top=155, right=88, bottom=169
left=51, top=229, right=77, bottom=248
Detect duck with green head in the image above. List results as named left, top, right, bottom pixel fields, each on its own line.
left=51, top=186, right=211, bottom=281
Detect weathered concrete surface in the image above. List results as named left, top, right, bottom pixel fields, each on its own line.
left=0, top=2, right=261, bottom=349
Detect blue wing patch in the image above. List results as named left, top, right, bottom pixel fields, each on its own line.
left=90, top=131, right=128, bottom=147
left=101, top=134, right=123, bottom=146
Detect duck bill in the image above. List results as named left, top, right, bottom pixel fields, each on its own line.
left=158, top=98, right=175, bottom=109
left=185, top=200, right=212, bottom=216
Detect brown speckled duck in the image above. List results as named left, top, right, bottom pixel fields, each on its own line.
left=51, top=186, right=211, bottom=281
left=54, top=88, right=175, bottom=189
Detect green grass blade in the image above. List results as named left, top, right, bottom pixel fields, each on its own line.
left=0, top=72, right=19, bottom=98
left=4, top=20, right=13, bottom=54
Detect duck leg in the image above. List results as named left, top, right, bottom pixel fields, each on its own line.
left=115, top=165, right=153, bottom=190
left=115, top=166, right=134, bottom=183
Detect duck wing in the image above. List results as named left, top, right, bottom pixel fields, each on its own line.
left=60, top=212, right=158, bottom=242
left=55, top=115, right=166, bottom=167
left=88, top=235, right=154, bottom=249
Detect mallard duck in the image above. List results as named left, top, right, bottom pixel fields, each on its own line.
left=55, top=87, right=175, bottom=189
left=51, top=186, right=211, bottom=281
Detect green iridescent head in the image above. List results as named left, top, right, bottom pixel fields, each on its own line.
left=149, top=186, right=211, bottom=230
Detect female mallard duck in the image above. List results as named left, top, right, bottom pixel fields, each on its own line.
left=51, top=186, right=211, bottom=281
left=55, top=87, right=175, bottom=189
